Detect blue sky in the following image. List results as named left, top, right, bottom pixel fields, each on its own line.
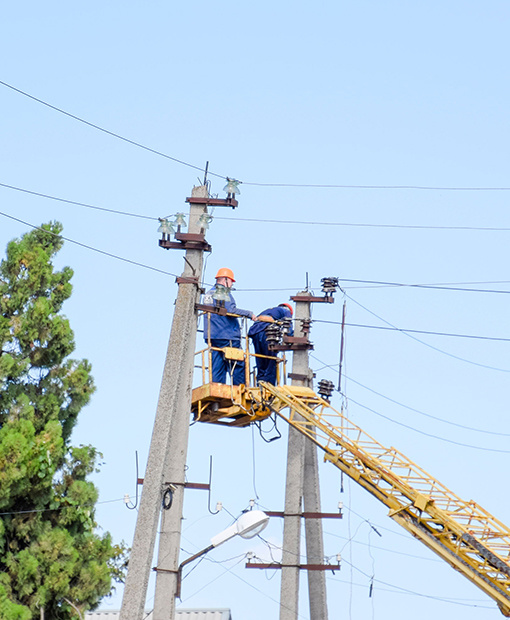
left=2, top=2, right=510, bottom=619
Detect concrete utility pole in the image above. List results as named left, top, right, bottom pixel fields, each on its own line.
left=303, top=435, right=328, bottom=619
left=279, top=292, right=309, bottom=620
left=279, top=290, right=328, bottom=620
left=120, top=185, right=210, bottom=620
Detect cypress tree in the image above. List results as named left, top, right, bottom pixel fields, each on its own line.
left=0, top=222, right=126, bottom=619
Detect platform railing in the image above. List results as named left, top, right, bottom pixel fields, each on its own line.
left=196, top=311, right=287, bottom=388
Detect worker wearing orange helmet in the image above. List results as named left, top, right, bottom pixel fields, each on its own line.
left=203, top=268, right=256, bottom=385
left=248, top=303, right=294, bottom=385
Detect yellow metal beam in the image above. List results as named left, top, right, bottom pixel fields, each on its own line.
left=259, top=382, right=510, bottom=615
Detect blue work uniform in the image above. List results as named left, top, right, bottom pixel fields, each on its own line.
left=248, top=306, right=293, bottom=385
left=203, top=288, right=253, bottom=385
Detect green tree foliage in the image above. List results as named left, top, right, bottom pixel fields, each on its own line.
left=0, top=223, right=126, bottom=619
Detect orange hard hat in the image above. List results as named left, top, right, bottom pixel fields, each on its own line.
left=215, top=267, right=236, bottom=282
left=279, top=303, right=293, bottom=316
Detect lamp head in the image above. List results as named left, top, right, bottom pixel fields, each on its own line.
left=210, top=510, right=269, bottom=547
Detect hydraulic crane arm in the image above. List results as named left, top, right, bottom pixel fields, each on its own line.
left=260, top=382, right=510, bottom=616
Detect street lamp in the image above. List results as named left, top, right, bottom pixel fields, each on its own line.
left=176, top=510, right=269, bottom=598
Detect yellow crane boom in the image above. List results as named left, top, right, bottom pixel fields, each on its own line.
left=257, top=382, right=510, bottom=616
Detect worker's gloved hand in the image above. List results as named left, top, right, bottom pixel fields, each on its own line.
left=256, top=315, right=275, bottom=323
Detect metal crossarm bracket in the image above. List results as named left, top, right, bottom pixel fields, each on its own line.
left=246, top=563, right=341, bottom=571
left=185, top=196, right=238, bottom=209
left=159, top=232, right=212, bottom=252
left=291, top=295, right=335, bottom=304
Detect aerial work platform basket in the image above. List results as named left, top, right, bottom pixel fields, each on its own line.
left=191, top=340, right=314, bottom=427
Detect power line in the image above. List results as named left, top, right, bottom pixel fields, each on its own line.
left=8, top=180, right=510, bottom=237
left=3, top=79, right=510, bottom=192
left=313, top=318, right=510, bottom=343
left=0, top=496, right=126, bottom=517
left=345, top=373, right=510, bottom=437
left=331, top=561, right=493, bottom=608
left=310, top=355, right=510, bottom=450
left=324, top=527, right=440, bottom=562
left=0, top=210, right=182, bottom=279
left=243, top=181, right=510, bottom=191
left=348, top=397, right=510, bottom=453
left=0, top=181, right=157, bottom=221
left=0, top=80, right=225, bottom=180
left=310, top=354, right=510, bottom=437
left=215, top=214, right=510, bottom=232
left=3, top=208, right=510, bottom=347
left=344, top=293, right=510, bottom=373
left=337, top=277, right=510, bottom=295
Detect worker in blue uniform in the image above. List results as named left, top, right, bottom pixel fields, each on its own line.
left=248, top=303, right=294, bottom=385
left=203, top=267, right=256, bottom=385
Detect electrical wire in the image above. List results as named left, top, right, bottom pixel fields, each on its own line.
left=324, top=528, right=440, bottom=563
left=344, top=293, right=510, bottom=373
left=0, top=495, right=127, bottom=517
left=251, top=424, right=260, bottom=500
left=326, top=573, right=490, bottom=604
left=215, top=214, right=510, bottom=231
left=348, top=396, right=510, bottom=453
left=253, top=516, right=492, bottom=611
left=243, top=181, right=510, bottom=191
left=336, top=277, right=510, bottom=294
left=0, top=181, right=157, bottom=221
left=7, top=179, right=510, bottom=236
left=311, top=352, right=510, bottom=447
left=5, top=182, right=510, bottom=303
left=314, top=318, right=510, bottom=343
left=0, top=80, right=224, bottom=180
left=313, top=354, right=510, bottom=437
left=3, top=79, right=510, bottom=192
left=0, top=209, right=180, bottom=278
left=329, top=560, right=494, bottom=609
left=181, top=554, right=310, bottom=620
left=2, top=212, right=509, bottom=356
left=3, top=206, right=510, bottom=355
left=344, top=373, right=510, bottom=437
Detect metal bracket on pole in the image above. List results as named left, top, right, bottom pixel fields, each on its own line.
left=287, top=372, right=316, bottom=382
left=185, top=196, right=238, bottom=209
left=136, top=479, right=210, bottom=491
left=270, top=336, right=314, bottom=352
left=246, top=563, right=341, bottom=571
left=175, top=276, right=200, bottom=286
left=291, top=295, right=335, bottom=304
left=264, top=511, right=343, bottom=519
left=195, top=303, right=229, bottom=316
left=159, top=232, right=212, bottom=252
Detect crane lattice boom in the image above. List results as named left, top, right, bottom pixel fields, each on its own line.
left=257, top=382, right=510, bottom=616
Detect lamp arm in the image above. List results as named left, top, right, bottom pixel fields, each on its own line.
left=176, top=544, right=214, bottom=599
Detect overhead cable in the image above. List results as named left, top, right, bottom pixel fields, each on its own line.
left=310, top=355, right=510, bottom=437
left=0, top=80, right=223, bottom=179
left=215, top=215, right=510, bottom=231
left=349, top=397, right=510, bottom=453
left=333, top=560, right=493, bottom=608
left=0, top=181, right=157, bottom=221
left=346, top=373, right=510, bottom=437
left=337, top=277, right=510, bottom=295
left=7, top=180, right=510, bottom=235
left=313, top=318, right=510, bottom=343
left=3, top=79, right=510, bottom=192
left=0, top=210, right=180, bottom=278
left=344, top=293, right=510, bottom=373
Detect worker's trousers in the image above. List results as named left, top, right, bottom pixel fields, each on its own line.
left=209, top=339, right=245, bottom=385
left=250, top=331, right=278, bottom=385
